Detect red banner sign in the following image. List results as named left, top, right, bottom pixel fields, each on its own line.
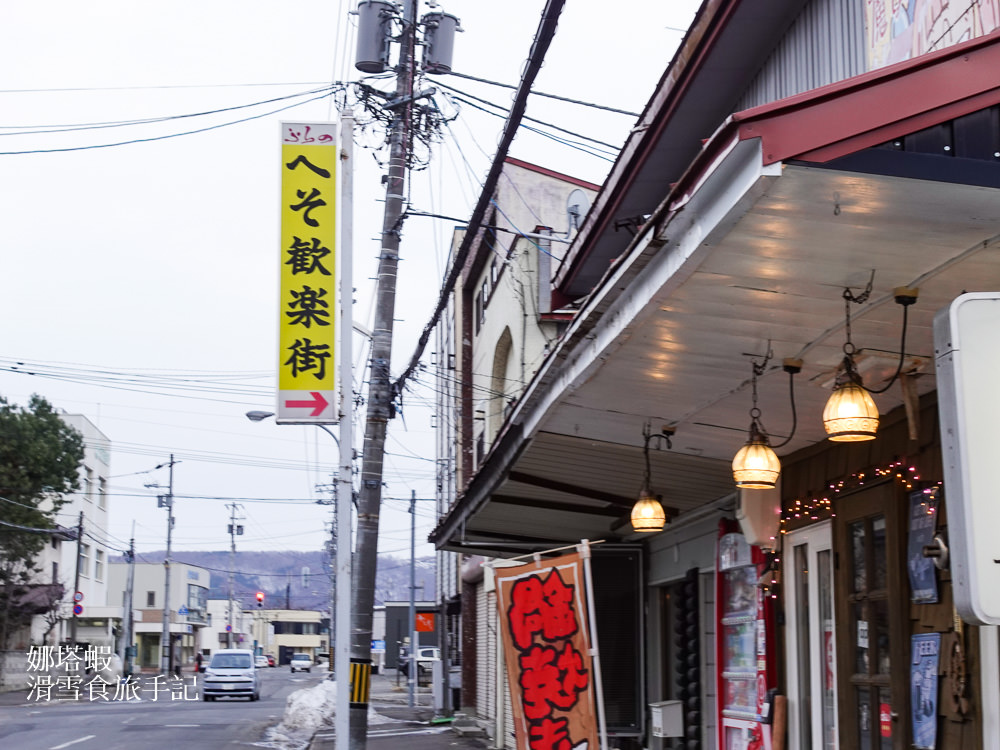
left=495, top=552, right=598, bottom=750
left=416, top=613, right=435, bottom=632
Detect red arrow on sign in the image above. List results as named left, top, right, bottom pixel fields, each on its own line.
left=284, top=391, right=330, bottom=417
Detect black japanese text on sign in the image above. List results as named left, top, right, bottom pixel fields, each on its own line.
left=278, top=122, right=338, bottom=423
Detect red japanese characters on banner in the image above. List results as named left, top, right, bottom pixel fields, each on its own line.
left=496, top=553, right=598, bottom=750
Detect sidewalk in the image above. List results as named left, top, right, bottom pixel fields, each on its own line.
left=308, top=669, right=488, bottom=750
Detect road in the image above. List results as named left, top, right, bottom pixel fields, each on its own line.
left=0, top=665, right=326, bottom=750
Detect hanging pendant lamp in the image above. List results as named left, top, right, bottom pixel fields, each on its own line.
left=823, top=377, right=879, bottom=441
left=823, top=280, right=884, bottom=442
left=732, top=356, right=781, bottom=490
left=631, top=486, right=666, bottom=532
left=631, top=425, right=672, bottom=533
left=733, top=421, right=782, bottom=489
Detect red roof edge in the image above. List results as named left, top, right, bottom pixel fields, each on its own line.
left=503, top=156, right=601, bottom=191
left=733, top=30, right=1000, bottom=166
left=667, top=30, right=1000, bottom=210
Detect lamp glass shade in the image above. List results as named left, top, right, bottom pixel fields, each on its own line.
left=732, top=439, right=781, bottom=490
left=823, top=381, right=879, bottom=441
left=631, top=491, right=666, bottom=532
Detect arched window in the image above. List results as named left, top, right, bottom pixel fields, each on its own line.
left=489, top=327, right=513, bottom=442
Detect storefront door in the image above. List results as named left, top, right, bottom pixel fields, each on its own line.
left=833, top=482, right=908, bottom=749
left=785, top=522, right=836, bottom=750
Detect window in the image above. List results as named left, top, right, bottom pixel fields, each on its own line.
left=84, top=467, right=94, bottom=502
left=79, top=543, right=91, bottom=578
left=94, top=549, right=105, bottom=581
left=98, top=478, right=107, bottom=510
left=52, top=561, right=59, bottom=584
left=147, top=591, right=156, bottom=607
left=474, top=293, right=483, bottom=334
left=187, top=584, right=207, bottom=611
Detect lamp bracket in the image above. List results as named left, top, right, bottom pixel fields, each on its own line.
left=782, top=358, right=802, bottom=374
left=893, top=286, right=919, bottom=307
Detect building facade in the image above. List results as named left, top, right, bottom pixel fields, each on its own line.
left=249, top=608, right=323, bottom=664
left=108, top=561, right=209, bottom=672
left=203, top=598, right=252, bottom=654
left=29, top=413, right=119, bottom=652
left=432, top=2, right=1000, bottom=750
left=434, top=157, right=599, bottom=721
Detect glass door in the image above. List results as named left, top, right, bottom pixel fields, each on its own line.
left=784, top=522, right=837, bottom=750
left=834, top=482, right=907, bottom=750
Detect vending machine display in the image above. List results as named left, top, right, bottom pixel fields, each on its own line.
left=717, top=522, right=776, bottom=750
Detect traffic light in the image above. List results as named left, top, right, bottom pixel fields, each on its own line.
left=256, top=591, right=264, bottom=608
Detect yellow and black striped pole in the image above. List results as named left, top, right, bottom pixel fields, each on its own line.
left=349, top=658, right=371, bottom=707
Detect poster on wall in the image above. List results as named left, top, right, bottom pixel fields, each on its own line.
left=911, top=632, right=941, bottom=750
left=864, top=0, right=1000, bottom=70
left=495, top=552, right=600, bottom=750
left=907, top=488, right=940, bottom=603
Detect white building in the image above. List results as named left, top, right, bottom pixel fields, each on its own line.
left=107, top=561, right=209, bottom=672
left=32, top=413, right=119, bottom=651
left=434, top=157, right=598, bottom=715
left=203, top=598, right=252, bottom=654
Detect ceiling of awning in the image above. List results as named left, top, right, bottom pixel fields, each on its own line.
left=431, top=33, right=1000, bottom=557
left=434, top=157, right=1000, bottom=556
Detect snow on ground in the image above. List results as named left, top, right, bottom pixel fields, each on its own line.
left=263, top=679, right=403, bottom=750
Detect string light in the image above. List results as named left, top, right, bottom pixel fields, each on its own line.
left=778, top=460, right=940, bottom=532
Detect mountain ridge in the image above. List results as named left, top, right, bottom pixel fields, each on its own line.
left=115, top=549, right=436, bottom=611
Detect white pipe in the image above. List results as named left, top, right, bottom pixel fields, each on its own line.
left=335, top=110, right=355, bottom=750
left=580, top=540, right=609, bottom=750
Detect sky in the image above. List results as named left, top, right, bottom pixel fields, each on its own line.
left=0, top=0, right=701, bottom=561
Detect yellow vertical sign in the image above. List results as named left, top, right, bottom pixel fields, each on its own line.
left=278, top=122, right=338, bottom=423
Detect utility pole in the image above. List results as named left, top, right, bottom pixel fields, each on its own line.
left=120, top=524, right=136, bottom=676
left=327, top=499, right=337, bottom=668
left=159, top=455, right=176, bottom=676
left=402, top=493, right=436, bottom=709
left=350, top=1, right=419, bottom=746
left=408, top=490, right=417, bottom=708
left=70, top=511, right=84, bottom=645
left=226, top=503, right=243, bottom=648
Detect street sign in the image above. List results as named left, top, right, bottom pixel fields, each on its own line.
left=416, top=613, right=435, bottom=632
left=73, top=591, right=84, bottom=603
left=371, top=639, right=386, bottom=652
left=277, top=121, right=339, bottom=425
left=73, top=604, right=83, bottom=616
left=178, top=606, right=189, bottom=615
left=226, top=624, right=232, bottom=632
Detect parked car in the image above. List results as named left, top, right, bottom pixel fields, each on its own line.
left=201, top=649, right=261, bottom=702
left=290, top=653, right=313, bottom=673
left=398, top=647, right=440, bottom=681
left=254, top=655, right=269, bottom=668
left=266, top=654, right=276, bottom=668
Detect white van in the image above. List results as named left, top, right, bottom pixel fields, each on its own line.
left=201, top=649, right=261, bottom=701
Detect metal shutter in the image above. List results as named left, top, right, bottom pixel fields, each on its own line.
left=701, top=570, right=717, bottom=750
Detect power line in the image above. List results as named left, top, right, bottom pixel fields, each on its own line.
left=0, top=85, right=340, bottom=136
left=0, top=89, right=337, bottom=155
left=444, top=70, right=641, bottom=117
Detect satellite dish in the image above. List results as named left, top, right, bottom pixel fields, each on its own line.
left=566, top=189, right=591, bottom=236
